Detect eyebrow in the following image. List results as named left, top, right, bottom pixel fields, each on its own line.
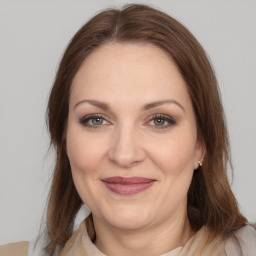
left=143, top=99, right=185, bottom=112
left=74, top=99, right=110, bottom=110
left=74, top=99, right=185, bottom=112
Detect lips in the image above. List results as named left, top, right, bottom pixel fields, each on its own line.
left=102, top=176, right=156, bottom=195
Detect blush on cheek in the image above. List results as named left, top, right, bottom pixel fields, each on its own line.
left=150, top=143, right=195, bottom=177
left=67, top=136, right=107, bottom=178
left=68, top=147, right=99, bottom=174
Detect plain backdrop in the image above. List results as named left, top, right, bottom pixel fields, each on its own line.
left=0, top=0, right=255, bottom=245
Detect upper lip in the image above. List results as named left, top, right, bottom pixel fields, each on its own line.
left=102, top=176, right=156, bottom=184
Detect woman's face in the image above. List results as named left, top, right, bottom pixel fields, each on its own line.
left=67, top=43, right=203, bottom=231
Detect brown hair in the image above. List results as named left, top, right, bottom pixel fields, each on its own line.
left=45, top=4, right=246, bottom=255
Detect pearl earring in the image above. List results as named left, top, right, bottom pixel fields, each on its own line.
left=198, top=159, right=203, bottom=167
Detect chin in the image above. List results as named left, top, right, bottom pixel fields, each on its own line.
left=102, top=206, right=154, bottom=230
left=109, top=217, right=151, bottom=230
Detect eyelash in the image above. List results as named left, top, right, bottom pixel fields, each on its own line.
left=79, top=113, right=176, bottom=129
left=147, top=114, right=176, bottom=129
left=79, top=114, right=109, bottom=129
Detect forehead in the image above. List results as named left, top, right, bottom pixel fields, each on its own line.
left=70, top=42, right=191, bottom=107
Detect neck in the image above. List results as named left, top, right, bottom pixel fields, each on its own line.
left=93, top=209, right=194, bottom=256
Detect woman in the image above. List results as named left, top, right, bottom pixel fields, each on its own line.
left=1, top=4, right=255, bottom=256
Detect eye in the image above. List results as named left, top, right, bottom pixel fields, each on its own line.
left=147, top=114, right=176, bottom=129
left=79, top=114, right=110, bottom=128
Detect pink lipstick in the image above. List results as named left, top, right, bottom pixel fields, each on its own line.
left=102, top=176, right=155, bottom=195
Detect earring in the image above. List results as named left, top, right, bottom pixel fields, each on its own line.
left=198, top=159, right=203, bottom=167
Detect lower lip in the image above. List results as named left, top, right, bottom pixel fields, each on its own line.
left=102, top=181, right=155, bottom=195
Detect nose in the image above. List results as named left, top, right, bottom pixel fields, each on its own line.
left=108, top=125, right=146, bottom=168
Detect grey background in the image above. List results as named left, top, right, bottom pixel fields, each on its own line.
left=0, top=0, right=255, bottom=244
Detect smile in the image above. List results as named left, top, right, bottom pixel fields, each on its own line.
left=102, top=176, right=156, bottom=195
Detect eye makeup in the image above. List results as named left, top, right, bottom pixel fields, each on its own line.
left=79, top=112, right=177, bottom=130
left=79, top=113, right=110, bottom=129
left=145, top=113, right=177, bottom=129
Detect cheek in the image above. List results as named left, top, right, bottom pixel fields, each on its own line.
left=148, top=133, right=197, bottom=176
left=66, top=128, right=106, bottom=174
left=66, top=126, right=108, bottom=210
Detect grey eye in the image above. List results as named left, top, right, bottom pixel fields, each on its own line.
left=80, top=115, right=109, bottom=128
left=147, top=114, right=176, bottom=129
left=91, top=117, right=104, bottom=125
left=153, top=118, right=166, bottom=126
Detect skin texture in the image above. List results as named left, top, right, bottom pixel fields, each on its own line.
left=66, top=43, right=204, bottom=256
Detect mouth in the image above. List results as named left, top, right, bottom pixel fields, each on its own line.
left=101, top=176, right=156, bottom=195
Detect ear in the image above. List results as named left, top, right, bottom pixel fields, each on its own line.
left=193, top=137, right=205, bottom=170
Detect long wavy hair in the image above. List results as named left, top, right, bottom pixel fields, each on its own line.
left=45, top=4, right=247, bottom=255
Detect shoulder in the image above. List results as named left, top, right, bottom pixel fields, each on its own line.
left=225, top=224, right=256, bottom=256
left=0, top=241, right=29, bottom=256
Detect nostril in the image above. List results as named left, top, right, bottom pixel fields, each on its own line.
left=108, top=145, right=146, bottom=167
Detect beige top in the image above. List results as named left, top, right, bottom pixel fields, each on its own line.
left=59, top=220, right=225, bottom=256
left=1, top=223, right=256, bottom=256
left=0, top=241, right=28, bottom=256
